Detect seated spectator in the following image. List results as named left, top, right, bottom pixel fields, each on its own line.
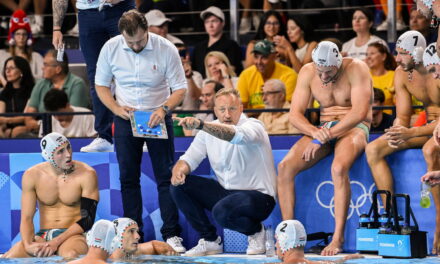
left=258, top=79, right=300, bottom=134
left=191, top=6, right=243, bottom=77
left=342, top=8, right=387, bottom=60
left=409, top=7, right=437, bottom=44
left=145, top=9, right=184, bottom=45
left=204, top=51, right=237, bottom=89
left=365, top=42, right=397, bottom=115
left=0, top=10, right=43, bottom=87
left=67, top=220, right=117, bottom=264
left=39, top=89, right=96, bottom=137
left=14, top=50, right=89, bottom=138
left=237, top=39, right=297, bottom=109
left=273, top=15, right=318, bottom=73
left=371, top=88, right=394, bottom=132
left=174, top=40, right=204, bottom=110
left=109, top=218, right=177, bottom=259
left=244, top=10, right=286, bottom=68
left=0, top=56, right=34, bottom=138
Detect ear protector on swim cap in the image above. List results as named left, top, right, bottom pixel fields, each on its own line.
left=423, top=42, right=440, bottom=67
left=396, top=30, right=427, bottom=64
left=111, top=217, right=138, bottom=251
left=40, top=132, right=70, bottom=168
left=312, top=41, right=342, bottom=68
left=275, top=220, right=307, bottom=253
left=86, top=219, right=117, bottom=254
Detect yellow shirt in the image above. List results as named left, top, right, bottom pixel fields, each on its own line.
left=372, top=70, right=395, bottom=114
left=237, top=62, right=298, bottom=109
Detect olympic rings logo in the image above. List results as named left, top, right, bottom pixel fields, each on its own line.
left=315, top=180, right=382, bottom=219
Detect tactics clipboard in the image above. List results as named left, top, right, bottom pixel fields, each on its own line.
left=129, top=110, right=168, bottom=139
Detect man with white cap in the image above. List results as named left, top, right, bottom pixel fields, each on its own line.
left=275, top=220, right=363, bottom=263
left=109, top=217, right=177, bottom=259
left=191, top=6, right=243, bottom=77
left=277, top=40, right=372, bottom=256
left=366, top=30, right=440, bottom=254
left=67, top=219, right=117, bottom=264
left=145, top=9, right=183, bottom=46
left=2, top=132, right=99, bottom=258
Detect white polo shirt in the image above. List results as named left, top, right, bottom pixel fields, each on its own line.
left=95, top=32, right=187, bottom=110
left=179, top=114, right=277, bottom=198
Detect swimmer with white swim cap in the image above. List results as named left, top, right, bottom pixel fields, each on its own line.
left=109, top=217, right=177, bottom=259
left=274, top=220, right=363, bottom=264
left=68, top=220, right=117, bottom=264
left=366, top=30, right=440, bottom=255
left=278, top=40, right=372, bottom=256
left=423, top=43, right=440, bottom=79
left=2, top=132, right=99, bottom=259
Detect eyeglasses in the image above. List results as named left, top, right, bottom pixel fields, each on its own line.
left=5, top=66, right=18, bottom=71
left=43, top=63, right=58, bottom=67
left=262, top=91, right=281, bottom=96
left=265, top=21, right=280, bottom=26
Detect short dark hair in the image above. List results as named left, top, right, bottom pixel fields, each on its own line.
left=373, top=87, right=385, bottom=103
left=44, top=89, right=69, bottom=111
left=205, top=80, right=224, bottom=93
left=46, top=49, right=69, bottom=75
left=118, top=9, right=148, bottom=36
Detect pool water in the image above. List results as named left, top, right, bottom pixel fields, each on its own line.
left=1, top=255, right=440, bottom=264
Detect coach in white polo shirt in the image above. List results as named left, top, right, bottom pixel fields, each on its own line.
left=94, top=10, right=187, bottom=253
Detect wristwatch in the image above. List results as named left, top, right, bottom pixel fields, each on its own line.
left=162, top=105, right=170, bottom=115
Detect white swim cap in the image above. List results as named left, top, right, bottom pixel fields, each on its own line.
left=422, top=0, right=433, bottom=9
left=111, top=217, right=138, bottom=251
left=40, top=132, right=70, bottom=168
left=423, top=43, right=440, bottom=67
left=312, top=41, right=342, bottom=68
left=86, top=219, right=117, bottom=254
left=275, top=220, right=307, bottom=253
left=396, top=31, right=427, bottom=64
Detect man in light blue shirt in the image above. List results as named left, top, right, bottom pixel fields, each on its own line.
left=94, top=10, right=187, bottom=253
left=52, top=0, right=135, bottom=152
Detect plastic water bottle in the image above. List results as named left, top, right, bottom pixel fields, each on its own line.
left=265, top=225, right=275, bottom=257
left=420, top=182, right=431, bottom=208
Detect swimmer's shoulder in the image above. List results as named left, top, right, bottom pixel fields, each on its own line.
left=73, top=161, right=97, bottom=177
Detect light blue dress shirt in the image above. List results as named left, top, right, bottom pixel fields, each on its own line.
left=95, top=32, right=187, bottom=110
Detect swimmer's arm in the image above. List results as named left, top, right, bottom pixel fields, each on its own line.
left=406, top=119, right=437, bottom=137
left=329, top=61, right=372, bottom=138
left=46, top=169, right=99, bottom=250
left=20, top=170, right=38, bottom=250
left=393, top=68, right=413, bottom=127
left=136, top=240, right=177, bottom=255
left=289, top=65, right=319, bottom=136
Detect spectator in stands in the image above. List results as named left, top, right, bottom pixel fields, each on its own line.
left=0, top=10, right=43, bottom=87
left=371, top=88, right=395, bottom=133
left=244, top=10, right=286, bottom=68
left=171, top=88, right=276, bottom=257
left=67, top=220, right=116, bottom=264
left=145, top=9, right=183, bottom=45
left=0, top=56, right=34, bottom=138
left=40, top=89, right=96, bottom=138
left=174, top=40, right=204, bottom=110
left=342, top=8, right=387, bottom=60
left=273, top=15, right=318, bottom=73
left=237, top=39, right=298, bottom=109
left=365, top=42, right=397, bottom=115
left=52, top=0, right=134, bottom=153
left=14, top=50, right=89, bottom=138
left=409, top=7, right=437, bottom=44
left=191, top=6, right=243, bottom=78
left=191, top=80, right=223, bottom=135
left=204, top=51, right=238, bottom=89
left=365, top=31, right=440, bottom=254
left=258, top=79, right=299, bottom=135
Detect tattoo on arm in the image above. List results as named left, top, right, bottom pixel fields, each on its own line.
left=53, top=0, right=68, bottom=28
left=203, top=122, right=236, bottom=142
